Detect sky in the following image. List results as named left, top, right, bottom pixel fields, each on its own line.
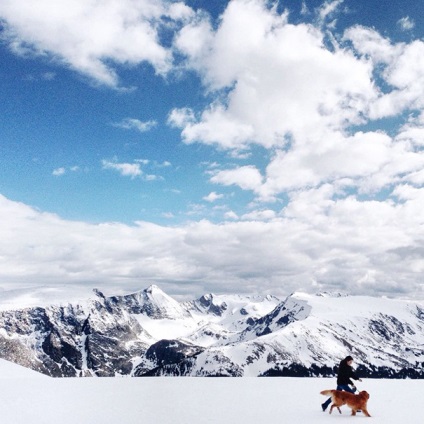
left=0, top=0, right=424, bottom=301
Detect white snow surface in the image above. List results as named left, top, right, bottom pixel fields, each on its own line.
left=133, top=290, right=280, bottom=344
left=0, top=359, right=47, bottom=379
left=0, top=358, right=421, bottom=423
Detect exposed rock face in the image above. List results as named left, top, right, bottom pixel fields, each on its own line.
left=145, top=339, right=204, bottom=367
left=1, top=287, right=424, bottom=378
left=189, top=294, right=229, bottom=316
left=240, top=295, right=312, bottom=340
left=0, top=289, right=152, bottom=376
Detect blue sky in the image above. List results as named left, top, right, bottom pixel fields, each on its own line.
left=0, top=0, right=424, bottom=300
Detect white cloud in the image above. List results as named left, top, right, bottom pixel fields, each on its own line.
left=1, top=193, right=423, bottom=298
left=171, top=2, right=424, bottom=206
left=396, top=113, right=424, bottom=147
left=259, top=131, right=396, bottom=196
left=210, top=166, right=263, bottom=192
left=43, top=72, right=56, bottom=80
left=0, top=0, right=188, bottom=87
left=173, top=15, right=213, bottom=61
left=241, top=209, right=276, bottom=221
left=397, top=16, right=415, bottom=31
left=224, top=210, right=239, bottom=220
left=52, top=167, right=66, bottom=176
left=170, top=104, right=255, bottom=150
left=203, top=192, right=224, bottom=203
left=144, top=174, right=160, bottom=181
left=167, top=2, right=194, bottom=22
left=113, top=118, right=157, bottom=132
left=300, top=1, right=309, bottom=16
left=53, top=166, right=82, bottom=176
left=161, top=212, right=175, bottom=219
left=316, top=0, right=344, bottom=25
left=174, top=0, right=376, bottom=150
left=207, top=127, right=424, bottom=202
left=102, top=159, right=142, bottom=179
left=101, top=158, right=164, bottom=180
left=343, top=26, right=400, bottom=64
left=345, top=27, right=424, bottom=119
left=392, top=184, right=422, bottom=201
left=168, top=107, right=196, bottom=128
left=23, top=72, right=56, bottom=82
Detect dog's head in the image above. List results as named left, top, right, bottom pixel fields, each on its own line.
left=359, top=391, right=370, bottom=400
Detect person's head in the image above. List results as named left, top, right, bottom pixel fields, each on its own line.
left=344, top=355, right=353, bottom=365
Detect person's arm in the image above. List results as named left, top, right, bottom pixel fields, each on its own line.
left=350, top=369, right=362, bottom=382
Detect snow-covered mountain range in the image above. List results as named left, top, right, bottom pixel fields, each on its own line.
left=0, top=285, right=423, bottom=377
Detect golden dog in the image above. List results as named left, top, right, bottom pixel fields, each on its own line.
left=320, top=389, right=371, bottom=417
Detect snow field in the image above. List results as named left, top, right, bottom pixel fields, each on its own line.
left=0, top=361, right=421, bottom=424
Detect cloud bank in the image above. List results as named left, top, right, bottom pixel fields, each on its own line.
left=0, top=192, right=423, bottom=299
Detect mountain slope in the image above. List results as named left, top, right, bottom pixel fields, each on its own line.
left=147, top=292, right=424, bottom=377
left=0, top=287, right=423, bottom=378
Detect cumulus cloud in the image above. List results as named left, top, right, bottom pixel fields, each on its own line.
left=0, top=0, right=189, bottom=87
left=203, top=192, right=224, bottom=203
left=173, top=0, right=376, bottom=150
left=396, top=115, right=424, bottom=147
left=210, top=166, right=263, bottom=192
left=102, top=159, right=142, bottom=178
left=167, top=107, right=196, bottom=128
left=170, top=1, right=424, bottom=206
left=206, top=128, right=424, bottom=202
left=224, top=210, right=239, bottom=220
left=345, top=26, right=424, bottom=119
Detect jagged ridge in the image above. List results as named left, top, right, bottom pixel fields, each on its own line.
left=0, top=287, right=423, bottom=378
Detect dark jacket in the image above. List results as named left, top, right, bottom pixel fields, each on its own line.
left=336, top=358, right=359, bottom=386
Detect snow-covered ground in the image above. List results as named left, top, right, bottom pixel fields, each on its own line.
left=0, top=359, right=421, bottom=423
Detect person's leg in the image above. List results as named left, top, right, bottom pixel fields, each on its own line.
left=336, top=384, right=355, bottom=393
left=321, top=397, right=332, bottom=411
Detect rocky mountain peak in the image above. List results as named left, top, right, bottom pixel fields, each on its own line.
left=144, top=284, right=162, bottom=294
left=137, top=285, right=191, bottom=320
left=195, top=293, right=227, bottom=316
left=92, top=288, right=105, bottom=299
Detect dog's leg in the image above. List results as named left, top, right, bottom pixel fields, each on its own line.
left=351, top=409, right=357, bottom=416
left=362, top=408, right=371, bottom=417
left=337, top=407, right=342, bottom=414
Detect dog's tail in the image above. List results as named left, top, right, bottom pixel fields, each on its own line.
left=320, top=390, right=335, bottom=396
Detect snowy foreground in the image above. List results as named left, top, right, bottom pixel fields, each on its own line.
left=0, top=359, right=421, bottom=423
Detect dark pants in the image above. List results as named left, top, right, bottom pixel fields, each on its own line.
left=336, top=384, right=356, bottom=393
left=322, top=385, right=356, bottom=410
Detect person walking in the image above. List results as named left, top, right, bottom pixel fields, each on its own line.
left=321, top=355, right=362, bottom=412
